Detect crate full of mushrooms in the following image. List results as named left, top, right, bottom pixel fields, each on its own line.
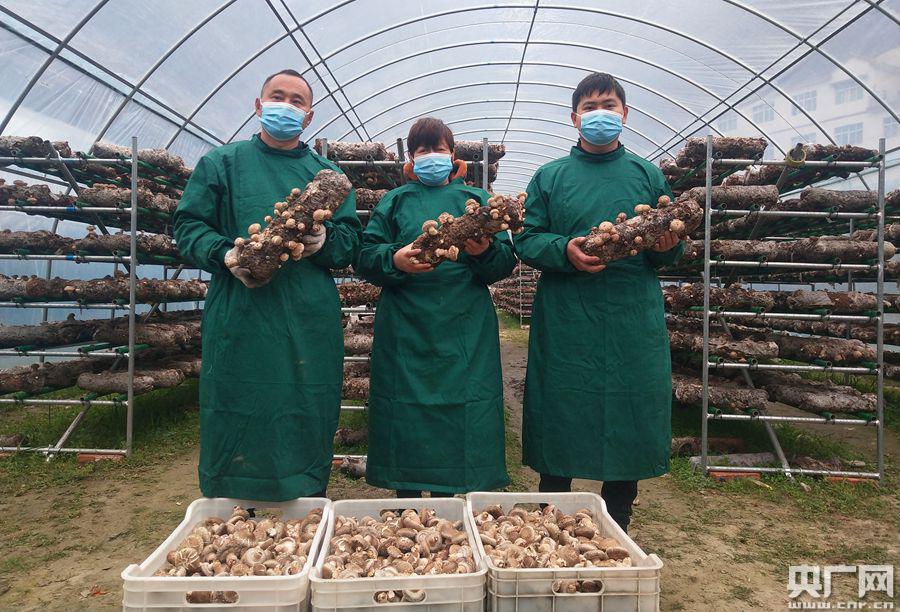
left=466, top=492, right=662, bottom=612
left=309, top=498, right=486, bottom=611
left=122, top=497, right=330, bottom=611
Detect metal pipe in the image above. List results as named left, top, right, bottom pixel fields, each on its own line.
left=701, top=135, right=713, bottom=473
left=340, top=405, right=367, bottom=412
left=711, top=311, right=875, bottom=322
left=482, top=138, right=490, bottom=191
left=710, top=210, right=875, bottom=219
left=46, top=403, right=94, bottom=460
left=710, top=261, right=876, bottom=271
left=876, top=137, right=886, bottom=480
left=0, top=398, right=124, bottom=406
left=709, top=413, right=877, bottom=426
left=710, top=362, right=874, bottom=374
left=0, top=157, right=130, bottom=164
left=0, top=254, right=131, bottom=263
left=340, top=307, right=376, bottom=314
left=705, top=465, right=879, bottom=479
left=343, top=356, right=370, bottom=362
left=0, top=447, right=128, bottom=455
left=0, top=350, right=121, bottom=358
left=126, top=136, right=138, bottom=458
left=0, top=302, right=129, bottom=309
left=713, top=158, right=879, bottom=169
left=0, top=206, right=133, bottom=213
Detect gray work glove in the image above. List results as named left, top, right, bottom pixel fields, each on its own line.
left=300, top=224, right=326, bottom=258
left=224, top=247, right=268, bottom=288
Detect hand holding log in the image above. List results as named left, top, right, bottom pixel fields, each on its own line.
left=225, top=170, right=352, bottom=282
left=409, top=192, right=526, bottom=266
left=579, top=195, right=702, bottom=264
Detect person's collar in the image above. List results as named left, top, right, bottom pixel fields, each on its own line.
left=571, top=141, right=626, bottom=162
left=252, top=133, right=309, bottom=157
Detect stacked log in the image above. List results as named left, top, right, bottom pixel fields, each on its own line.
left=0, top=228, right=180, bottom=258
left=337, top=281, right=380, bottom=307
left=342, top=377, right=369, bottom=400
left=355, top=188, right=387, bottom=210
left=0, top=274, right=207, bottom=303
left=678, top=236, right=892, bottom=265
left=671, top=373, right=769, bottom=412
left=675, top=136, right=768, bottom=167
left=662, top=283, right=890, bottom=314
left=455, top=141, right=506, bottom=163
left=79, top=183, right=178, bottom=214
left=314, top=140, right=396, bottom=161
left=755, top=372, right=875, bottom=414
left=0, top=178, right=75, bottom=207
left=0, top=135, right=71, bottom=158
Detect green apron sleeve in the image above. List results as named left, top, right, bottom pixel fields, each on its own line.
left=513, top=174, right=576, bottom=274
left=644, top=173, right=685, bottom=268
left=356, top=192, right=409, bottom=286
left=307, top=187, right=362, bottom=269
left=462, top=232, right=518, bottom=285
left=173, top=155, right=232, bottom=274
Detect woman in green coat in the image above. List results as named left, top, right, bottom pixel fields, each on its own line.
left=356, top=117, right=516, bottom=498
left=173, top=70, right=361, bottom=502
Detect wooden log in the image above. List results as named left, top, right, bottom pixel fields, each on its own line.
left=410, top=192, right=526, bottom=266
left=772, top=333, right=874, bottom=365
left=722, top=164, right=783, bottom=187
left=680, top=237, right=890, bottom=264
left=663, top=282, right=775, bottom=311
left=160, top=355, right=203, bottom=377
left=92, top=320, right=201, bottom=349
left=338, top=282, right=380, bottom=307
left=76, top=368, right=185, bottom=394
left=334, top=427, right=368, bottom=446
left=800, top=188, right=879, bottom=212
left=355, top=188, right=387, bottom=210
left=671, top=373, right=769, bottom=412
left=668, top=329, right=778, bottom=360
left=675, top=136, right=767, bottom=167
left=71, top=229, right=181, bottom=258
left=756, top=372, right=875, bottom=413
left=343, top=377, right=369, bottom=400
left=464, top=162, right=498, bottom=186
left=0, top=313, right=95, bottom=349
left=671, top=436, right=746, bottom=456
left=580, top=195, right=702, bottom=264
left=850, top=224, right=900, bottom=246
left=91, top=141, right=189, bottom=173
left=454, top=141, right=506, bottom=163
left=313, top=139, right=396, bottom=161
left=0, top=135, right=71, bottom=158
left=783, top=289, right=887, bottom=313
left=0, top=359, right=98, bottom=393
left=345, top=168, right=401, bottom=190
left=0, top=229, right=74, bottom=254
left=805, top=144, right=878, bottom=162
left=344, top=333, right=372, bottom=356
left=0, top=178, right=75, bottom=207
left=681, top=184, right=779, bottom=208
left=0, top=274, right=208, bottom=302
left=226, top=170, right=353, bottom=282
left=736, top=317, right=900, bottom=346
left=343, top=361, right=370, bottom=378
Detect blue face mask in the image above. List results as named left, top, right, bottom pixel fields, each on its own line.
left=413, top=153, right=453, bottom=186
left=259, top=101, right=307, bottom=141
left=578, top=109, right=623, bottom=146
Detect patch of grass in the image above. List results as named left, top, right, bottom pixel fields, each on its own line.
left=496, top=310, right=529, bottom=346
left=334, top=409, right=368, bottom=455
left=0, top=380, right=200, bottom=496
left=501, top=404, right=529, bottom=491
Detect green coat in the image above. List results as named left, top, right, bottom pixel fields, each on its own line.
left=514, top=144, right=683, bottom=482
left=356, top=178, right=515, bottom=493
left=173, top=134, right=361, bottom=501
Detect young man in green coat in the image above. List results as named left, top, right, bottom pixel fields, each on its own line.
left=173, top=70, right=361, bottom=501
left=514, top=73, right=683, bottom=532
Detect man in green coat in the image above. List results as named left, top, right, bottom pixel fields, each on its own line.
left=514, top=73, right=683, bottom=532
left=173, top=69, right=361, bottom=501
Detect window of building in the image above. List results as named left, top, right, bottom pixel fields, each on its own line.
left=717, top=115, right=737, bottom=131
left=798, top=132, right=816, bottom=144
left=834, top=123, right=863, bottom=145
left=884, top=117, right=899, bottom=138
left=834, top=80, right=864, bottom=104
left=791, top=91, right=817, bottom=115
left=752, top=104, right=774, bottom=123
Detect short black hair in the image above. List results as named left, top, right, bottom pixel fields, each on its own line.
left=572, top=72, right=626, bottom=111
left=407, top=117, right=455, bottom=155
left=261, top=69, right=313, bottom=101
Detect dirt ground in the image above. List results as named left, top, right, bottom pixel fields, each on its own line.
left=0, top=330, right=897, bottom=611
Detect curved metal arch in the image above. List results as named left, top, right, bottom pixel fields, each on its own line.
left=0, top=0, right=109, bottom=134
left=722, top=0, right=898, bottom=124
left=648, top=1, right=887, bottom=161
left=492, top=138, right=570, bottom=155
left=451, top=129, right=572, bottom=153
left=305, top=71, right=685, bottom=142
left=354, top=104, right=663, bottom=151
left=500, top=148, right=558, bottom=161
left=494, top=170, right=539, bottom=180
left=228, top=39, right=778, bottom=150
left=92, top=0, right=240, bottom=144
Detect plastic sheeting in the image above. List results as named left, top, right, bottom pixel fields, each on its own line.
left=0, top=0, right=897, bottom=188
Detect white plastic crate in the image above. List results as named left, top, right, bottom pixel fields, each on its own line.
left=309, top=498, right=486, bottom=611
left=466, top=492, right=662, bottom=612
left=122, top=496, right=331, bottom=611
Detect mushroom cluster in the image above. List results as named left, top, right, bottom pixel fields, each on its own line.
left=153, top=505, right=322, bottom=578
left=473, top=504, right=631, bottom=569
left=320, top=508, right=476, bottom=590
